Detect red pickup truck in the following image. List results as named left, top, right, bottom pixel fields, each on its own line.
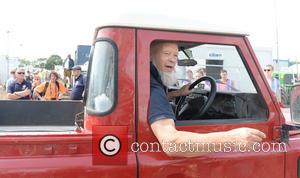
left=1, top=24, right=300, bottom=178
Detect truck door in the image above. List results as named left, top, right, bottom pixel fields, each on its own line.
left=136, top=29, right=285, bottom=178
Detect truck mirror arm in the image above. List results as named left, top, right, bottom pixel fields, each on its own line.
left=75, top=111, right=84, bottom=132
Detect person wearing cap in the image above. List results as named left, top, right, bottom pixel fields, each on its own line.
left=70, top=65, right=86, bottom=100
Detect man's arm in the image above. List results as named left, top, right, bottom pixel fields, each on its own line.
left=33, top=88, right=45, bottom=100
left=7, top=89, right=31, bottom=100
left=7, top=93, right=20, bottom=100
left=151, top=119, right=266, bottom=157
left=167, top=84, right=190, bottom=100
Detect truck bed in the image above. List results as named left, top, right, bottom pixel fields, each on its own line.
left=0, top=100, right=84, bottom=126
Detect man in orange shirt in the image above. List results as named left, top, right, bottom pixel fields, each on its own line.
left=34, top=71, right=67, bottom=100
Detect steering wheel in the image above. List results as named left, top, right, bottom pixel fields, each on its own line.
left=175, top=76, right=217, bottom=120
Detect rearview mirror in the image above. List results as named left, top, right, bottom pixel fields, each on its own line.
left=178, top=48, right=197, bottom=66
left=290, top=84, right=300, bottom=124
left=178, top=59, right=197, bottom=66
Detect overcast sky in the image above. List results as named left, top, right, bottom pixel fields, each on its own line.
left=0, top=0, right=299, bottom=60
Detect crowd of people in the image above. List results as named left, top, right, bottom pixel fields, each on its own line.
left=183, top=68, right=235, bottom=91
left=4, top=55, right=86, bottom=101
left=184, top=64, right=281, bottom=94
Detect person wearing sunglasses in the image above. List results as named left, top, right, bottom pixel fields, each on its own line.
left=7, top=68, right=32, bottom=100
left=264, top=64, right=280, bottom=97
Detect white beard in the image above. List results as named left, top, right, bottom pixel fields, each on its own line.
left=152, top=60, right=177, bottom=88
left=158, top=70, right=177, bottom=88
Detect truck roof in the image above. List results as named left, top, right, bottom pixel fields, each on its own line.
left=96, top=15, right=249, bottom=37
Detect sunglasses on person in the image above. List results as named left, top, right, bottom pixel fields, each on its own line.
left=17, top=72, right=25, bottom=74
left=264, top=69, right=271, bottom=72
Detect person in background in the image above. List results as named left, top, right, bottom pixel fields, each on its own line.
left=194, top=68, right=206, bottom=80
left=186, top=69, right=194, bottom=82
left=63, top=54, right=75, bottom=88
left=34, top=71, right=67, bottom=101
left=182, top=69, right=194, bottom=85
left=31, top=75, right=42, bottom=100
left=6, top=68, right=16, bottom=92
left=216, top=69, right=235, bottom=91
left=25, top=70, right=33, bottom=82
left=7, top=68, right=32, bottom=100
left=70, top=65, right=86, bottom=100
left=263, top=64, right=280, bottom=100
left=194, top=68, right=210, bottom=90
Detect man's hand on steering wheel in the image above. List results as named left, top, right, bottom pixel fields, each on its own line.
left=178, top=84, right=192, bottom=96
left=175, top=76, right=217, bottom=120
left=168, top=84, right=192, bottom=100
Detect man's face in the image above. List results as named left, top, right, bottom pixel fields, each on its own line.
left=264, top=67, right=273, bottom=78
left=187, top=71, right=193, bottom=79
left=220, top=72, right=228, bottom=80
left=15, top=69, right=25, bottom=81
left=152, top=43, right=178, bottom=73
left=72, top=69, right=80, bottom=77
left=195, top=72, right=203, bottom=79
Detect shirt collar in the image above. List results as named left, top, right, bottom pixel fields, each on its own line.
left=75, top=74, right=82, bottom=80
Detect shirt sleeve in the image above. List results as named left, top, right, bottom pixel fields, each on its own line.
left=149, top=77, right=175, bottom=124
left=35, top=83, right=45, bottom=93
left=7, top=82, right=14, bottom=94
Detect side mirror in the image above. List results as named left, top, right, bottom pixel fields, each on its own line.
left=290, top=84, right=300, bottom=124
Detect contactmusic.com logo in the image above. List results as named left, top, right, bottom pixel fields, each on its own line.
left=92, top=126, right=128, bottom=165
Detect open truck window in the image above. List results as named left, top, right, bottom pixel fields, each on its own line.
left=151, top=41, right=268, bottom=123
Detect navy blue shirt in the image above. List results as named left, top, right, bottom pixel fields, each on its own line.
left=71, top=74, right=86, bottom=100
left=7, top=80, right=32, bottom=100
left=149, top=63, right=175, bottom=124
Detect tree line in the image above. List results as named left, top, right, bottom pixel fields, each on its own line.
left=19, top=55, right=63, bottom=70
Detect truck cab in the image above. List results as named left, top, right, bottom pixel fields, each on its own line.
left=1, top=24, right=300, bottom=178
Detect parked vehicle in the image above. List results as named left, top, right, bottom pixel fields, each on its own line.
left=273, top=71, right=297, bottom=106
